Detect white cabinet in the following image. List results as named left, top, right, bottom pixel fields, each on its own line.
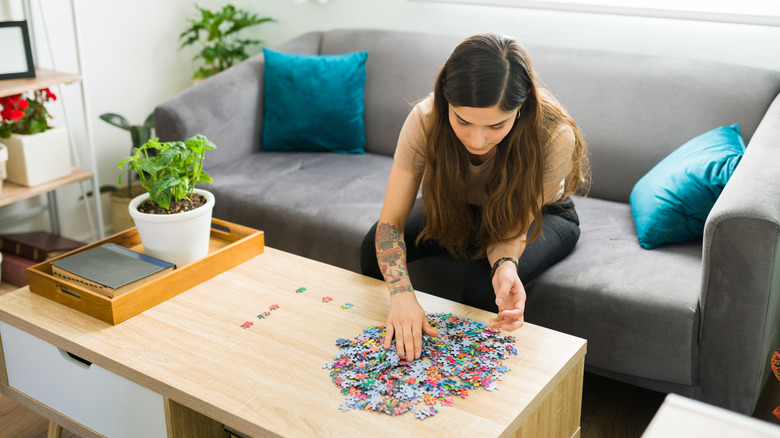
left=0, top=321, right=168, bottom=437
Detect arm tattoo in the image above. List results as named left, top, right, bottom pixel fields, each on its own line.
left=376, top=222, right=413, bottom=296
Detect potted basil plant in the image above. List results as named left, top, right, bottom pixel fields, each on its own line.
left=118, top=134, right=216, bottom=267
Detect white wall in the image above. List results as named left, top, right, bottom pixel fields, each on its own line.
left=1, top=0, right=779, bottom=241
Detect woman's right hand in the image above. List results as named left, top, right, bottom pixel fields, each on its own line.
left=383, top=292, right=439, bottom=361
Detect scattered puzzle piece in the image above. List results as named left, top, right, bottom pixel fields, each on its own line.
left=322, top=296, right=334, bottom=303
left=296, top=287, right=306, bottom=293
left=241, top=321, right=253, bottom=329
left=269, top=304, right=279, bottom=311
left=341, top=303, right=353, bottom=309
left=323, top=313, right=516, bottom=420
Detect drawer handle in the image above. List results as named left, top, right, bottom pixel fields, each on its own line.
left=57, top=285, right=81, bottom=299
left=58, top=348, right=92, bottom=368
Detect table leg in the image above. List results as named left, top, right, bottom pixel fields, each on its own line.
left=47, top=421, right=63, bottom=438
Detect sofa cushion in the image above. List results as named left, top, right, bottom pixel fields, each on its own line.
left=320, top=29, right=461, bottom=157
left=261, top=48, right=368, bottom=154
left=630, top=124, right=745, bottom=249
left=525, top=195, right=701, bottom=386
left=201, top=152, right=392, bottom=271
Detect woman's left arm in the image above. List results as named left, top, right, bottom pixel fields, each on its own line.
left=486, top=182, right=565, bottom=331
left=486, top=221, right=530, bottom=332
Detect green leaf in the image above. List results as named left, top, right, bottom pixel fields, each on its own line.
left=99, top=113, right=131, bottom=130
left=143, top=112, right=155, bottom=129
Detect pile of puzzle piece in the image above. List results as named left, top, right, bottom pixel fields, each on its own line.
left=323, top=312, right=517, bottom=420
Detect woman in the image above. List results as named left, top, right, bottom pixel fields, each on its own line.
left=360, top=33, right=588, bottom=362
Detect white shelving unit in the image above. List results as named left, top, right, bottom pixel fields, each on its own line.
left=0, top=0, right=104, bottom=240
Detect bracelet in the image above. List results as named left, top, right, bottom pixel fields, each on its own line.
left=490, top=257, right=518, bottom=280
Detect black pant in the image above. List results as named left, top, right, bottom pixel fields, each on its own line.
left=360, top=198, right=580, bottom=312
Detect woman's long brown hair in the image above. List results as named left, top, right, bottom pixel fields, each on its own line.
left=419, top=34, right=589, bottom=258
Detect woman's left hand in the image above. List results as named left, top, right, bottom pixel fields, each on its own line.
left=488, top=261, right=526, bottom=331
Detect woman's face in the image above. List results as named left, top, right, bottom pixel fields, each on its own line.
left=448, top=104, right=518, bottom=162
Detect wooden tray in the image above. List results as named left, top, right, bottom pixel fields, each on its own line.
left=26, top=218, right=264, bottom=325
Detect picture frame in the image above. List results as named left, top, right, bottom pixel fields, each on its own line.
left=0, top=20, right=36, bottom=80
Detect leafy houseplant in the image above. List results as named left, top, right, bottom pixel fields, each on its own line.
left=99, top=112, right=154, bottom=197
left=0, top=88, right=57, bottom=138
left=120, top=134, right=217, bottom=267
left=0, top=88, right=71, bottom=186
left=119, top=134, right=216, bottom=213
left=178, top=4, right=275, bottom=80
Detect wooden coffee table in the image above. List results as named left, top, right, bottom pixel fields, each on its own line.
left=0, top=247, right=586, bottom=438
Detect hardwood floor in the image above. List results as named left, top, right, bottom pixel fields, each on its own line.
left=1, top=371, right=777, bottom=438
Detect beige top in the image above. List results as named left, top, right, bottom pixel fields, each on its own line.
left=394, top=95, right=575, bottom=205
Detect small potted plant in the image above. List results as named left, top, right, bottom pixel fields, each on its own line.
left=0, top=88, right=71, bottom=187
left=98, top=112, right=155, bottom=231
left=118, top=134, right=216, bottom=267
left=178, top=3, right=275, bottom=81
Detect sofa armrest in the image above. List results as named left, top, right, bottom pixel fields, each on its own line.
left=697, top=92, right=780, bottom=413
left=154, top=31, right=324, bottom=168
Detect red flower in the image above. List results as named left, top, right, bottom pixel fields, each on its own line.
left=17, top=99, right=29, bottom=110
left=8, top=108, right=24, bottom=121
left=43, top=88, right=57, bottom=101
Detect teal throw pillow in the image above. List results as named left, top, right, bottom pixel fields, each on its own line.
left=629, top=124, right=745, bottom=249
left=262, top=48, right=368, bottom=154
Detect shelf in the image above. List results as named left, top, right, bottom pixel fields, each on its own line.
left=0, top=167, right=93, bottom=207
left=0, top=69, right=82, bottom=98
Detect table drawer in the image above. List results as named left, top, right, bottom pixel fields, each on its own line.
left=0, top=321, right=167, bottom=438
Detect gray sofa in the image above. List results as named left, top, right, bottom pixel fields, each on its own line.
left=155, top=28, right=780, bottom=415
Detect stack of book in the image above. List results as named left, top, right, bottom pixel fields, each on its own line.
left=50, top=243, right=176, bottom=298
left=0, top=231, right=85, bottom=287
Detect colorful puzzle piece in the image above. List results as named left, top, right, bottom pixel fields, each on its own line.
left=241, top=321, right=253, bottom=329
left=341, top=303, right=353, bottom=309
left=322, top=296, right=334, bottom=303
left=296, top=287, right=306, bottom=293
left=323, top=313, right=516, bottom=420
left=269, top=304, right=279, bottom=311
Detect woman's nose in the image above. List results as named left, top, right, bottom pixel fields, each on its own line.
left=470, top=128, right=487, bottom=148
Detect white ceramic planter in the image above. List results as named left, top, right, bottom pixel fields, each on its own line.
left=128, top=188, right=215, bottom=267
left=1, top=126, right=72, bottom=186
left=0, top=144, right=7, bottom=198
left=0, top=143, right=8, bottom=180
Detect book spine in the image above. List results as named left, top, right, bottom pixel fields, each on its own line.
left=0, top=238, right=46, bottom=262
left=1, top=252, right=36, bottom=287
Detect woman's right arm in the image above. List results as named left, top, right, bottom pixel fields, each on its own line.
left=377, top=163, right=439, bottom=361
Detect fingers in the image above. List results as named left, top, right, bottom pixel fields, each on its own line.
left=488, top=313, right=525, bottom=331
left=402, top=325, right=414, bottom=361
left=413, top=323, right=422, bottom=360
left=385, top=318, right=439, bottom=361
left=495, top=282, right=510, bottom=308
left=423, top=320, right=440, bottom=337
left=383, top=324, right=394, bottom=350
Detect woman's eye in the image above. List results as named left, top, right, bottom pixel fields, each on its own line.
left=490, top=124, right=505, bottom=131
left=456, top=120, right=470, bottom=127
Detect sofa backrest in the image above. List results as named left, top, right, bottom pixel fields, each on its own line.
left=319, top=29, right=461, bottom=158
left=526, top=46, right=780, bottom=202
left=313, top=29, right=780, bottom=203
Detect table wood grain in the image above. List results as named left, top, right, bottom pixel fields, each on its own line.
left=0, top=247, right=586, bottom=437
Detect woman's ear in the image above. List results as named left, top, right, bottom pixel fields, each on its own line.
left=516, top=107, right=522, bottom=119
